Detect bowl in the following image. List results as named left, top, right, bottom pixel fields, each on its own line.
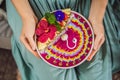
left=35, top=9, right=94, bottom=69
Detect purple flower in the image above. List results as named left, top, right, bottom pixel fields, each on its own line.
left=54, top=10, right=65, bottom=22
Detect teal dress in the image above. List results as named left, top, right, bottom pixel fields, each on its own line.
left=6, top=0, right=120, bottom=80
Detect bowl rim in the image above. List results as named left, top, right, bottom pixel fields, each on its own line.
left=35, top=10, right=94, bottom=69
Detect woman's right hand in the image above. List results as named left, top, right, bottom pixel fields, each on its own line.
left=11, top=0, right=40, bottom=58
left=20, top=15, right=40, bottom=58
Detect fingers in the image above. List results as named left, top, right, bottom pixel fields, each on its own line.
left=87, top=36, right=105, bottom=61
left=94, top=34, right=102, bottom=50
left=26, top=35, right=36, bottom=50
left=20, top=35, right=40, bottom=58
left=87, top=49, right=97, bottom=61
left=96, top=36, right=105, bottom=51
left=94, top=33, right=105, bottom=50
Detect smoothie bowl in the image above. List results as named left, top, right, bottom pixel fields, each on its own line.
left=35, top=9, right=94, bottom=69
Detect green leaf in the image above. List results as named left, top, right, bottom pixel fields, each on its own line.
left=55, top=22, right=61, bottom=31
left=45, top=12, right=56, bottom=24
left=45, top=12, right=51, bottom=19
left=45, top=12, right=61, bottom=31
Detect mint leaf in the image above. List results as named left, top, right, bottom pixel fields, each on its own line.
left=45, top=12, right=61, bottom=31
left=45, top=12, right=56, bottom=24
left=55, top=22, right=61, bottom=31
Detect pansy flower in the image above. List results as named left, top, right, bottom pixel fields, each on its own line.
left=36, top=20, right=57, bottom=43
left=54, top=10, right=65, bottom=22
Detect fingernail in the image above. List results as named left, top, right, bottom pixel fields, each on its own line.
left=87, top=57, right=91, bottom=61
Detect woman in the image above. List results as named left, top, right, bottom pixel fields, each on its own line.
left=6, top=0, right=120, bottom=80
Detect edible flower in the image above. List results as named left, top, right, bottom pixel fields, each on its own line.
left=36, top=20, right=57, bottom=43
left=54, top=10, right=65, bottom=22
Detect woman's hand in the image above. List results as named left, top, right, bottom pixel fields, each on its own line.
left=20, top=15, right=40, bottom=58
left=87, top=0, right=108, bottom=61
left=87, top=20, right=105, bottom=61
left=12, top=0, right=40, bottom=58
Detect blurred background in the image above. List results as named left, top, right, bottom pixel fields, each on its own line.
left=0, top=0, right=120, bottom=80
left=0, top=0, right=21, bottom=80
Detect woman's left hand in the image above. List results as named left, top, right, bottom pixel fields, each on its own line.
left=87, top=0, right=108, bottom=61
left=87, top=20, right=105, bottom=61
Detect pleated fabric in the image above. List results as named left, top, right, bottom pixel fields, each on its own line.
left=6, top=0, right=120, bottom=80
